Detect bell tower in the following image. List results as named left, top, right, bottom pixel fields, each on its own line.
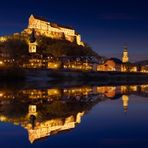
left=122, top=95, right=129, bottom=113
left=29, top=29, right=37, bottom=53
left=122, top=46, right=129, bottom=63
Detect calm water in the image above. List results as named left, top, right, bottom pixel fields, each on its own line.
left=0, top=82, right=148, bottom=148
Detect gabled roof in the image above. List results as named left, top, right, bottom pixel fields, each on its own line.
left=108, top=58, right=122, bottom=64
left=50, top=22, right=74, bottom=30
left=32, top=15, right=48, bottom=22
left=31, top=14, right=74, bottom=30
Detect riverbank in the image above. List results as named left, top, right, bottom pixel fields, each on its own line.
left=0, top=67, right=25, bottom=81
left=25, top=68, right=148, bottom=82
left=0, top=68, right=148, bottom=82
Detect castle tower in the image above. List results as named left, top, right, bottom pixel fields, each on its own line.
left=28, top=105, right=37, bottom=116
left=29, top=29, right=37, bottom=53
left=76, top=34, right=84, bottom=46
left=122, top=46, right=129, bottom=63
left=122, top=95, right=129, bottom=113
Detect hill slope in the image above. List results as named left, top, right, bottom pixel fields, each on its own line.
left=134, top=60, right=148, bottom=66
left=0, top=34, right=103, bottom=61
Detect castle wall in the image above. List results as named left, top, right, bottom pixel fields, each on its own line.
left=24, top=112, right=84, bottom=143
left=25, top=15, right=84, bottom=46
left=28, top=15, right=75, bottom=36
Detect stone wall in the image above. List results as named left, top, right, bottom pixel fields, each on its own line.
left=23, top=15, right=84, bottom=46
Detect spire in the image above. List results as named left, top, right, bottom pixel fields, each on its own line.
left=122, top=95, right=129, bottom=113
left=30, top=14, right=34, bottom=18
left=124, top=47, right=128, bottom=53
left=122, top=44, right=129, bottom=63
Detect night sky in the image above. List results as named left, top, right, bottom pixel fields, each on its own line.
left=0, top=0, right=148, bottom=62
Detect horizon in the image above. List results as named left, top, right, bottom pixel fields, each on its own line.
left=0, top=0, right=148, bottom=62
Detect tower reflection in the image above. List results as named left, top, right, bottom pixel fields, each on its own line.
left=0, top=84, right=147, bottom=143
left=122, top=95, right=129, bottom=113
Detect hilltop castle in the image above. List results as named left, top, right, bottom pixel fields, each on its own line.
left=23, top=14, right=84, bottom=46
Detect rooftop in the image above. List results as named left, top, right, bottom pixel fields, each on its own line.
left=32, top=14, right=74, bottom=30
left=108, top=58, right=123, bottom=64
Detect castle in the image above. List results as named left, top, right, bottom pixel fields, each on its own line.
left=23, top=14, right=84, bottom=46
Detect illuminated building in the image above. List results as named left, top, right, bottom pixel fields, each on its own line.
left=60, top=56, right=98, bottom=71
left=130, top=85, right=138, bottom=92
left=121, top=46, right=129, bottom=72
left=22, top=88, right=61, bottom=99
left=96, top=86, right=116, bottom=98
left=122, top=95, right=129, bottom=113
left=25, top=112, right=85, bottom=143
left=121, top=47, right=139, bottom=72
left=47, top=62, right=60, bottom=69
left=28, top=105, right=37, bottom=116
left=122, top=46, right=129, bottom=63
left=130, top=66, right=137, bottom=72
left=0, top=36, right=7, bottom=42
left=28, top=29, right=37, bottom=53
left=63, top=87, right=92, bottom=96
left=141, top=85, right=148, bottom=92
left=97, top=58, right=122, bottom=71
left=141, top=66, right=148, bottom=73
left=23, top=14, right=84, bottom=46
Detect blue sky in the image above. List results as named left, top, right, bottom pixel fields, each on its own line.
left=0, top=0, right=148, bottom=61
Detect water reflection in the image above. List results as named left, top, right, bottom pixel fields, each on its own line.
left=0, top=84, right=148, bottom=143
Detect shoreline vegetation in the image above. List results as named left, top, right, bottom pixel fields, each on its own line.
left=0, top=35, right=102, bottom=60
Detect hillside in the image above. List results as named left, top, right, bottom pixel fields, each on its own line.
left=134, top=60, right=148, bottom=66
left=0, top=34, right=103, bottom=61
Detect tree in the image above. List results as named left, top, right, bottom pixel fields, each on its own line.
left=1, top=35, right=28, bottom=59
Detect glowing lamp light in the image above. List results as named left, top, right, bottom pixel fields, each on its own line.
left=54, top=64, right=58, bottom=67
left=0, top=93, right=3, bottom=97
left=0, top=116, right=7, bottom=121
left=0, top=61, right=3, bottom=65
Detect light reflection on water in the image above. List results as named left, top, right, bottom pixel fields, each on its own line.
left=0, top=83, right=148, bottom=148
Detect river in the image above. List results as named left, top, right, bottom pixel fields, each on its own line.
left=0, top=82, right=148, bottom=148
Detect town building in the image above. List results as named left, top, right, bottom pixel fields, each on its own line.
left=141, top=65, right=148, bottom=73
left=60, top=56, right=98, bottom=71
left=22, top=30, right=98, bottom=70
left=96, top=47, right=140, bottom=72
left=97, top=58, right=122, bottom=72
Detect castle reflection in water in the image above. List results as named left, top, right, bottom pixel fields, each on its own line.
left=0, top=84, right=147, bottom=143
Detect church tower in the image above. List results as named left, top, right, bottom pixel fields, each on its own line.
left=122, top=46, right=129, bottom=63
left=122, top=95, right=129, bottom=113
left=29, top=29, right=37, bottom=53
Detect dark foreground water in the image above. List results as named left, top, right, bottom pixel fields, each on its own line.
left=0, top=82, right=148, bottom=148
